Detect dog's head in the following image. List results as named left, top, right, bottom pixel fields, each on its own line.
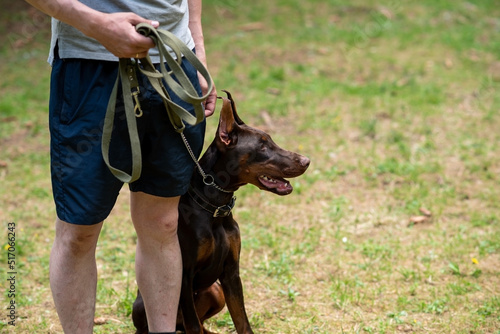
left=213, top=90, right=310, bottom=195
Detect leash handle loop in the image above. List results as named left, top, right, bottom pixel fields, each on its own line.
left=136, top=23, right=213, bottom=127
left=102, top=23, right=214, bottom=183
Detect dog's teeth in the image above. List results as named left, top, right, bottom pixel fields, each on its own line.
left=261, top=175, right=279, bottom=183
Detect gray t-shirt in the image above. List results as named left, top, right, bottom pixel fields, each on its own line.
left=49, top=0, right=194, bottom=64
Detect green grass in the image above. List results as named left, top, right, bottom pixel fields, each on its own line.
left=1, top=0, right=500, bottom=333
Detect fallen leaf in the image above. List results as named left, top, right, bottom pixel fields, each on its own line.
left=409, top=215, right=428, bottom=226
left=260, top=111, right=274, bottom=130
left=240, top=22, right=265, bottom=32
left=94, top=317, right=108, bottom=325
left=266, top=88, right=281, bottom=95
left=419, top=207, right=432, bottom=217
left=379, top=7, right=394, bottom=20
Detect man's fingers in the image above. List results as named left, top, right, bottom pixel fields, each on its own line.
left=96, top=13, right=161, bottom=58
left=204, top=89, right=217, bottom=117
left=128, top=13, right=160, bottom=28
left=196, top=72, right=216, bottom=117
left=125, top=14, right=160, bottom=53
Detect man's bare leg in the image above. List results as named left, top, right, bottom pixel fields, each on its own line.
left=131, top=192, right=182, bottom=333
left=50, top=218, right=103, bottom=334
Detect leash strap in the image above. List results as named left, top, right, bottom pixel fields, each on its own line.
left=102, top=23, right=214, bottom=183
left=102, top=59, right=142, bottom=183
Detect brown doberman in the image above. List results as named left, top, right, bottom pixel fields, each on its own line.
left=132, top=90, right=310, bottom=334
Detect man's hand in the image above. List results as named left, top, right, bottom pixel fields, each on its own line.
left=200, top=74, right=217, bottom=117
left=86, top=12, right=160, bottom=59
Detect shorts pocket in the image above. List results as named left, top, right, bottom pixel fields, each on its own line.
left=59, top=59, right=83, bottom=124
left=59, top=59, right=118, bottom=125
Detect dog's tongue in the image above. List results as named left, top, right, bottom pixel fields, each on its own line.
left=259, top=175, right=293, bottom=194
left=277, top=181, right=292, bottom=192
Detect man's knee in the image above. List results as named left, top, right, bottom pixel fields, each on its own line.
left=131, top=192, right=180, bottom=242
left=134, top=209, right=179, bottom=242
left=54, top=218, right=102, bottom=256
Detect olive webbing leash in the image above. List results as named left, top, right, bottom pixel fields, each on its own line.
left=102, top=23, right=214, bottom=183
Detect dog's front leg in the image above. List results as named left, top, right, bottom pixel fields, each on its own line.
left=220, top=247, right=254, bottom=334
left=180, top=270, right=205, bottom=334
left=132, top=290, right=149, bottom=334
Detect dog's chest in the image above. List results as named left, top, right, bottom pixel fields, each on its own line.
left=193, top=220, right=237, bottom=287
left=196, top=222, right=230, bottom=265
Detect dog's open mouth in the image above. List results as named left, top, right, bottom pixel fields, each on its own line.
left=258, top=175, right=293, bottom=195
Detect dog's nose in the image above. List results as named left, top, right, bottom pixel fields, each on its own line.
left=298, top=155, right=310, bottom=169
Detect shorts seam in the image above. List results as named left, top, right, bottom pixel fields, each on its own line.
left=55, top=127, right=66, bottom=221
left=50, top=69, right=67, bottom=221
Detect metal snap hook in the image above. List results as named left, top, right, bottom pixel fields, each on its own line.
left=132, top=89, right=143, bottom=118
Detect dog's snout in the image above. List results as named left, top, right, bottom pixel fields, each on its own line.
left=298, top=155, right=310, bottom=169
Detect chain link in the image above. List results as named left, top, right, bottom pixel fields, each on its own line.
left=180, top=133, right=233, bottom=194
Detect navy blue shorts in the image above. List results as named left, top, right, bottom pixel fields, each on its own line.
left=49, top=50, right=206, bottom=225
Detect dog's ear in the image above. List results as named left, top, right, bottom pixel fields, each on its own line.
left=222, top=90, right=245, bottom=125
left=217, top=96, right=238, bottom=146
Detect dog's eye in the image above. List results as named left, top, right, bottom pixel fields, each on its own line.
left=259, top=136, right=271, bottom=153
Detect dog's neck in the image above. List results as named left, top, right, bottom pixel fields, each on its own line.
left=191, top=143, right=239, bottom=206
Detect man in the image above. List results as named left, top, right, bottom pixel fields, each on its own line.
left=25, top=1, right=216, bottom=333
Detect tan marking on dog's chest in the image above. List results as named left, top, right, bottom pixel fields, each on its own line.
left=197, top=237, right=215, bottom=263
